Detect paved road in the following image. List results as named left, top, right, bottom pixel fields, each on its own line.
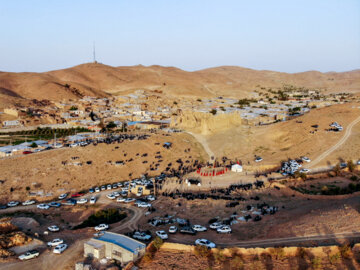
left=171, top=231, right=360, bottom=248
left=308, top=115, right=360, bottom=169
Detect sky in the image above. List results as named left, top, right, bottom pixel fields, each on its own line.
left=0, top=0, right=359, bottom=73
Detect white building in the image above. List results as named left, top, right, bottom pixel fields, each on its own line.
left=231, top=164, right=243, bottom=173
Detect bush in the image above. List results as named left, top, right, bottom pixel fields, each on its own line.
left=339, top=245, right=352, bottom=259
left=73, top=208, right=127, bottom=229
left=347, top=160, right=355, bottom=172
left=210, top=109, right=217, bottom=115
left=311, top=257, right=322, bottom=269
left=194, top=245, right=212, bottom=258
left=230, top=256, right=244, bottom=269
left=269, top=247, right=285, bottom=260
left=329, top=252, right=340, bottom=265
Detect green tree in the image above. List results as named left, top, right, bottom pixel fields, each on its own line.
left=30, top=142, right=38, bottom=148
left=210, top=109, right=217, bottom=115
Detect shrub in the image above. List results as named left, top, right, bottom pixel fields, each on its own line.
left=210, top=109, right=217, bottom=115
left=269, top=247, right=285, bottom=260
left=194, top=245, right=212, bottom=258
left=347, top=160, right=355, bottom=172
left=339, top=244, right=352, bottom=259
left=329, top=252, right=341, bottom=265
left=230, top=256, right=244, bottom=269
left=152, top=236, right=163, bottom=251
left=73, top=208, right=126, bottom=229
left=311, top=257, right=322, bottom=269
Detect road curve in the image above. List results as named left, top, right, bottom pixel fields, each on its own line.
left=308, top=115, right=360, bottom=169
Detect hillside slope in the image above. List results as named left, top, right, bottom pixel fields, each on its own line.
left=0, top=63, right=359, bottom=106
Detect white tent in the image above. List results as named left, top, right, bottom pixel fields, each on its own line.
left=231, top=164, right=243, bottom=173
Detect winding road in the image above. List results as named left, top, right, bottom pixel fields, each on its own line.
left=308, top=115, right=360, bottom=168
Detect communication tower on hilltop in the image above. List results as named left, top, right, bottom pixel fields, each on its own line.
left=93, top=41, right=97, bottom=63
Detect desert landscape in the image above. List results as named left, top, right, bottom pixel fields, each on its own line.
left=1, top=1, right=360, bottom=269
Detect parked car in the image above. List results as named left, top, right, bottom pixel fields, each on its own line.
left=58, top=193, right=67, bottom=200
left=155, top=230, right=168, bottom=240
left=37, top=203, right=50, bottom=210
left=89, top=188, right=94, bottom=193
left=101, top=186, right=106, bottom=191
left=168, top=226, right=178, bottom=234
left=0, top=204, right=8, bottom=209
left=124, top=198, right=135, bottom=203
left=22, top=200, right=36, bottom=206
left=48, top=225, right=60, bottom=232
left=71, top=192, right=84, bottom=198
left=299, top=168, right=310, bottom=173
left=106, top=193, right=116, bottom=200
left=217, top=225, right=232, bottom=234
left=137, top=202, right=151, bottom=208
left=209, top=222, right=223, bottom=229
left=132, top=231, right=151, bottom=241
left=77, top=198, right=88, bottom=204
left=301, top=156, right=311, bottom=163
left=255, top=156, right=263, bottom=162
left=192, top=225, right=207, bottom=232
left=117, top=197, right=126, bottom=202
left=47, top=238, right=64, bottom=247
left=107, top=185, right=112, bottom=190
left=48, top=202, right=61, bottom=208
left=90, top=197, right=96, bottom=204
left=7, top=201, right=19, bottom=207
left=357, top=160, right=360, bottom=165
left=53, top=243, right=68, bottom=254
left=18, top=250, right=39, bottom=260
left=146, top=195, right=156, bottom=201
left=95, top=224, right=109, bottom=231
left=180, top=226, right=196, bottom=235
left=195, top=239, right=216, bottom=248
left=23, top=151, right=33, bottom=155
left=63, top=198, right=77, bottom=206
left=112, top=184, right=118, bottom=189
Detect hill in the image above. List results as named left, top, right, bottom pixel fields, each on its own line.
left=0, top=63, right=359, bottom=106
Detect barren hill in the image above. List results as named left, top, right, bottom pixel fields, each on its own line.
left=0, top=63, right=359, bottom=106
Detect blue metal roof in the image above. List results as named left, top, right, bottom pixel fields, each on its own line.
left=95, top=232, right=146, bottom=254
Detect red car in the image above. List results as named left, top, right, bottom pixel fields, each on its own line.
left=71, top=193, right=85, bottom=198
left=23, top=151, right=33, bottom=155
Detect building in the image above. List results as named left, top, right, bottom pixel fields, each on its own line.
left=84, top=232, right=146, bottom=265
left=231, top=164, right=243, bottom=173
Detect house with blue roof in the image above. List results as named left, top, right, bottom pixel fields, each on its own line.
left=84, top=232, right=146, bottom=265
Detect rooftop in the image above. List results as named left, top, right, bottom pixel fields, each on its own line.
left=94, top=232, right=146, bottom=253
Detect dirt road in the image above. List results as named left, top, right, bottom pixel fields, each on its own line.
left=184, top=131, right=214, bottom=162
left=308, top=115, right=360, bottom=169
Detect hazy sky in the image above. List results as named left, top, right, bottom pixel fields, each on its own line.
left=0, top=0, right=359, bottom=73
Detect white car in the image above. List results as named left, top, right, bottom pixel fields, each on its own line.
left=124, top=198, right=135, bottom=203
left=101, top=186, right=106, bottom=191
left=22, top=200, right=36, bottom=206
left=48, top=225, right=60, bottom=232
left=133, top=231, right=151, bottom=241
left=302, top=157, right=311, bottom=163
left=47, top=238, right=64, bottom=247
left=7, top=201, right=19, bottom=207
left=53, top=243, right=67, bottom=254
left=300, top=168, right=310, bottom=173
left=357, top=160, right=360, bottom=165
left=117, top=197, right=126, bottom=202
left=195, top=239, right=216, bottom=248
left=77, top=198, right=88, bottom=204
left=112, top=191, right=120, bottom=197
left=192, top=225, right=207, bottom=232
left=255, top=157, right=263, bottom=162
left=156, top=230, right=168, bottom=240
left=168, top=226, right=177, bottom=234
left=58, top=193, right=67, bottom=200
left=209, top=222, right=223, bottom=229
left=107, top=185, right=112, bottom=190
left=95, top=224, right=109, bottom=231
left=18, top=250, right=39, bottom=260
left=95, top=187, right=100, bottom=192
left=106, top=193, right=116, bottom=200
left=137, top=202, right=151, bottom=208
left=217, top=225, right=232, bottom=234
left=69, top=143, right=78, bottom=148
left=37, top=203, right=50, bottom=210
left=147, top=195, right=156, bottom=201
left=90, top=197, right=96, bottom=204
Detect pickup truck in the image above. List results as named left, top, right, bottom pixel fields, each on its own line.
left=18, top=250, right=39, bottom=260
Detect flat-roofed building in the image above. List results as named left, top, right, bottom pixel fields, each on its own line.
left=84, top=232, right=146, bottom=265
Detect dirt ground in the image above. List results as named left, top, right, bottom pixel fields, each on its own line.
left=0, top=132, right=207, bottom=203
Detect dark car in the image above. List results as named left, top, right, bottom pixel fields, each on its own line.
left=63, top=198, right=77, bottom=206
left=180, top=226, right=196, bottom=235
left=48, top=202, right=61, bottom=208
left=23, top=151, right=33, bottom=155
left=0, top=205, right=8, bottom=209
left=89, top=188, right=94, bottom=193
